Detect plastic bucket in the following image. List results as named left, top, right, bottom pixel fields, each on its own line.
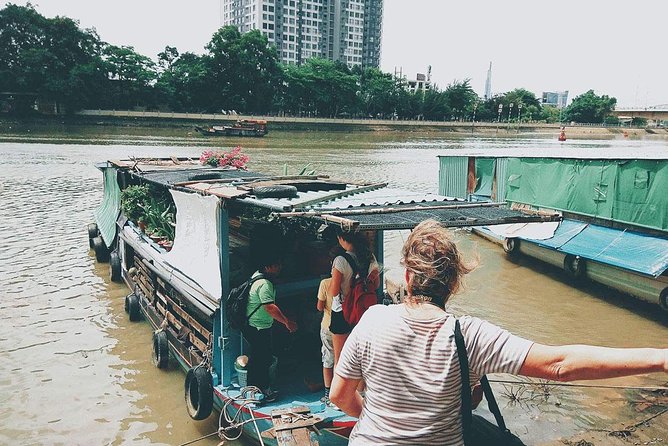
left=235, top=366, right=248, bottom=387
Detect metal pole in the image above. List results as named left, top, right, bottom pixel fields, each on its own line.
left=496, top=104, right=503, bottom=134
left=517, top=104, right=523, bottom=134
left=507, top=103, right=513, bottom=132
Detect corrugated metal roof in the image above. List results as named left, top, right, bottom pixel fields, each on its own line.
left=239, top=186, right=459, bottom=212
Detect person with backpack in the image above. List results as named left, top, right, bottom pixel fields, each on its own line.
left=330, top=219, right=668, bottom=445
left=242, top=254, right=297, bottom=402
left=328, top=229, right=380, bottom=369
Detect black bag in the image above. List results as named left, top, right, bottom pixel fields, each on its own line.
left=455, top=320, right=526, bottom=446
left=225, top=274, right=267, bottom=330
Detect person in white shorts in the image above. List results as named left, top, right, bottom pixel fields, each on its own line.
left=316, top=277, right=336, bottom=406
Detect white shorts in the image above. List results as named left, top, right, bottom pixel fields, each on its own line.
left=320, top=327, right=334, bottom=369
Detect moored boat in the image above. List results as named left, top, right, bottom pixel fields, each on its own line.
left=195, top=119, right=268, bottom=137
left=88, top=156, right=558, bottom=445
left=438, top=147, right=668, bottom=310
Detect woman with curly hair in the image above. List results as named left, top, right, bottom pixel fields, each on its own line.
left=331, top=219, right=667, bottom=445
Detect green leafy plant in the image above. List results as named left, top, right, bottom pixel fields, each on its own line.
left=121, top=185, right=150, bottom=223
left=142, top=196, right=176, bottom=241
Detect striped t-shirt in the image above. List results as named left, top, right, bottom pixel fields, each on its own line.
left=335, top=304, right=533, bottom=445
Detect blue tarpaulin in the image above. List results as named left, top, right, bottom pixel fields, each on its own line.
left=521, top=219, right=668, bottom=277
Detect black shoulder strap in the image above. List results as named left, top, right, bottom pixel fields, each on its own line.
left=246, top=273, right=268, bottom=321
left=341, top=252, right=360, bottom=275
left=455, top=319, right=510, bottom=443
left=455, top=319, right=473, bottom=444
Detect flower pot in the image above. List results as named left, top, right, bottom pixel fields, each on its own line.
left=138, top=221, right=147, bottom=232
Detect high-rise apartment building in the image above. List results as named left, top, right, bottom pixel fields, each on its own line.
left=220, top=0, right=383, bottom=68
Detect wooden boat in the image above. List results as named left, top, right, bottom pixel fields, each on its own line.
left=88, top=157, right=558, bottom=445
left=195, top=119, right=268, bottom=137
left=438, top=147, right=668, bottom=310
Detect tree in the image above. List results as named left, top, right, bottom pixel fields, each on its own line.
left=155, top=51, right=209, bottom=112
left=101, top=44, right=157, bottom=109
left=0, top=4, right=105, bottom=112
left=443, top=79, right=476, bottom=120
left=358, top=68, right=402, bottom=118
left=280, top=58, right=358, bottom=117
left=204, top=26, right=282, bottom=113
left=563, top=90, right=617, bottom=123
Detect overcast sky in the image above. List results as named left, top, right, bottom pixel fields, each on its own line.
left=7, top=0, right=668, bottom=107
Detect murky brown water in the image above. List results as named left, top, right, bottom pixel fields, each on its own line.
left=0, top=126, right=667, bottom=445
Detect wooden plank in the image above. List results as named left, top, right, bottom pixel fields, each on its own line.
left=185, top=183, right=249, bottom=199
left=270, top=407, right=321, bottom=446
left=157, top=290, right=211, bottom=339
left=165, top=311, right=208, bottom=352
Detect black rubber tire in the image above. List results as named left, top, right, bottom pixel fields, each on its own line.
left=252, top=185, right=298, bottom=198
left=185, top=366, right=214, bottom=420
left=110, top=251, right=122, bottom=282
left=127, top=293, right=142, bottom=322
left=92, top=236, right=110, bottom=263
left=124, top=293, right=133, bottom=314
left=563, top=254, right=586, bottom=279
left=152, top=330, right=169, bottom=369
left=659, top=288, right=668, bottom=311
left=502, top=238, right=519, bottom=255
left=87, top=222, right=99, bottom=239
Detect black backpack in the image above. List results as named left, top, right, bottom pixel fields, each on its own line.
left=225, top=274, right=267, bottom=330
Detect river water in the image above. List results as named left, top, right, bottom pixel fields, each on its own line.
left=0, top=125, right=667, bottom=445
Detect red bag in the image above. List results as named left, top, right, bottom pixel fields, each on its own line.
left=341, top=253, right=379, bottom=326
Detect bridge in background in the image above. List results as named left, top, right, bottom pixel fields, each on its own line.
left=611, top=105, right=668, bottom=124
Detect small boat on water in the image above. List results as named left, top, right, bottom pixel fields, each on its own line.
left=195, top=119, right=268, bottom=137
left=87, top=156, right=558, bottom=445
left=438, top=147, right=668, bottom=311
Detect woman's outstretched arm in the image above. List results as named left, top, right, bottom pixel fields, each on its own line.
left=520, top=343, right=668, bottom=381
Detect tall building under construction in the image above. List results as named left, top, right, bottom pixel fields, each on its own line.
left=220, top=0, right=383, bottom=68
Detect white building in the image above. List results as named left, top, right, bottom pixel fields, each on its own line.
left=220, top=0, right=383, bottom=68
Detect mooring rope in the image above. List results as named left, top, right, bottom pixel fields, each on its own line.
left=488, top=379, right=668, bottom=392
left=177, top=431, right=218, bottom=446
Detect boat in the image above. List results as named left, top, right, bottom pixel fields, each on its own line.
left=195, top=119, right=268, bottom=137
left=437, top=147, right=668, bottom=311
left=87, top=156, right=558, bottom=445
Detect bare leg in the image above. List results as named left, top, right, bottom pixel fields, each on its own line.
left=323, top=366, right=333, bottom=388
left=332, top=333, right=349, bottom=367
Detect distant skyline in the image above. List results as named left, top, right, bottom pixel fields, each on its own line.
left=5, top=0, right=668, bottom=107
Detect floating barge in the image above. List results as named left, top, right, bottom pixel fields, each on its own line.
left=438, top=147, right=668, bottom=310
left=88, top=157, right=559, bottom=445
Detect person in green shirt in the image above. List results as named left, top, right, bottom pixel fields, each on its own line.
left=243, top=255, right=297, bottom=401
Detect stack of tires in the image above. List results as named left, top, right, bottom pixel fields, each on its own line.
left=87, top=222, right=121, bottom=283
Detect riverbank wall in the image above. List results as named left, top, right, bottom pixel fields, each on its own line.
left=3, top=109, right=668, bottom=138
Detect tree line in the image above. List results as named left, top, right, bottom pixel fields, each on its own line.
left=0, top=4, right=619, bottom=123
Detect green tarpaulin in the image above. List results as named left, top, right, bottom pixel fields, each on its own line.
left=94, top=167, right=121, bottom=248
left=474, top=158, right=495, bottom=197
left=504, top=158, right=668, bottom=232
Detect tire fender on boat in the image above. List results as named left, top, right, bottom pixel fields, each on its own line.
left=502, top=238, right=519, bottom=255
left=126, top=293, right=142, bottom=322
left=110, top=251, right=122, bottom=282
left=252, top=185, right=298, bottom=199
left=660, top=288, right=668, bottom=311
left=87, top=223, right=99, bottom=248
left=152, top=330, right=169, bottom=369
left=563, top=254, right=586, bottom=279
left=92, top=236, right=110, bottom=263
left=185, top=366, right=214, bottom=420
